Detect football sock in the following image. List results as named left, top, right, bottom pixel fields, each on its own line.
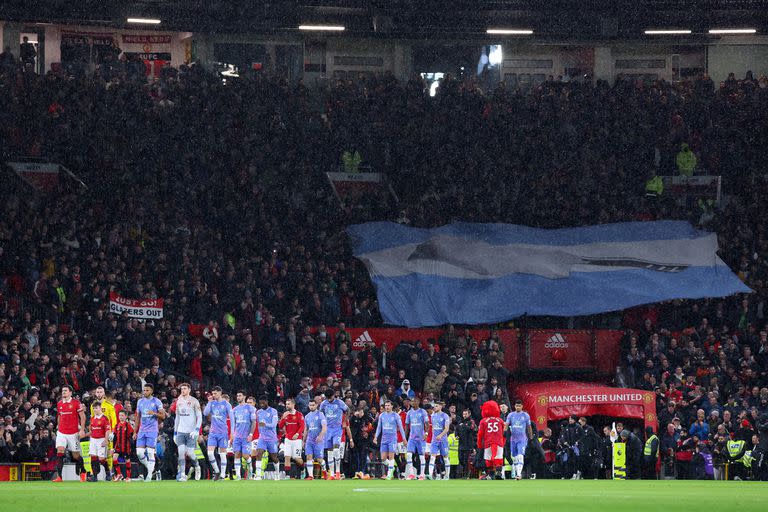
left=146, top=449, right=156, bottom=477
left=177, top=446, right=187, bottom=475
left=75, top=457, right=85, bottom=475
left=207, top=451, right=219, bottom=474
left=56, top=454, right=64, bottom=476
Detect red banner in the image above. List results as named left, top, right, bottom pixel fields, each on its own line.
left=186, top=322, right=620, bottom=376
left=595, top=330, right=623, bottom=374
left=516, top=380, right=657, bottom=430
left=325, top=172, right=391, bottom=208
left=324, top=326, right=518, bottom=356
left=7, top=162, right=60, bottom=192
left=528, top=330, right=594, bottom=369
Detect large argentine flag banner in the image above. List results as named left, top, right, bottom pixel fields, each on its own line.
left=348, top=221, right=750, bottom=327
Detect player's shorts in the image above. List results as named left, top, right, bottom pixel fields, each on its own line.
left=136, top=431, right=158, bottom=449
left=431, top=439, right=449, bottom=457
left=305, top=440, right=324, bottom=459
left=407, top=439, right=426, bottom=454
left=510, top=439, right=528, bottom=457
left=324, top=429, right=343, bottom=449
left=284, top=439, right=303, bottom=459
left=256, top=438, right=278, bottom=453
left=175, top=432, right=198, bottom=449
left=380, top=440, right=397, bottom=454
left=232, top=438, right=251, bottom=454
left=55, top=431, right=81, bottom=452
left=424, top=441, right=431, bottom=454
left=396, top=442, right=406, bottom=455
left=207, top=432, right=228, bottom=449
left=484, top=445, right=503, bottom=460
left=89, top=437, right=107, bottom=458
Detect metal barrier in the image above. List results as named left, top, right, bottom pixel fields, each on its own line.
left=20, top=463, right=42, bottom=481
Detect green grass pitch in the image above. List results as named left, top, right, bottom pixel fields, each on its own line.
left=0, top=480, right=765, bottom=511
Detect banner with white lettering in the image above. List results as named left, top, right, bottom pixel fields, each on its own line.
left=516, top=380, right=658, bottom=431
left=109, top=292, right=164, bottom=319
left=122, top=35, right=172, bottom=44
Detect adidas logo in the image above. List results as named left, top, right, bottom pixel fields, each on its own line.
left=354, top=331, right=373, bottom=345
left=544, top=333, right=568, bottom=349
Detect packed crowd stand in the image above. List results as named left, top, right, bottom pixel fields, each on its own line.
left=0, top=51, right=767, bottom=480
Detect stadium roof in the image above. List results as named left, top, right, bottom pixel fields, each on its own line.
left=2, top=0, right=768, bottom=39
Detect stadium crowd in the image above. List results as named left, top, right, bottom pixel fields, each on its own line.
left=0, top=52, right=767, bottom=480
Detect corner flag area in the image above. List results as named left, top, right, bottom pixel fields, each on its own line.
left=0, top=481, right=765, bottom=512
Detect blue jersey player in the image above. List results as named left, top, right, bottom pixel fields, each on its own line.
left=253, top=396, right=279, bottom=480
left=302, top=400, right=327, bottom=480
left=231, top=391, right=257, bottom=480
left=135, top=383, right=166, bottom=482
left=505, top=399, right=532, bottom=480
left=404, top=397, right=430, bottom=479
left=374, top=401, right=406, bottom=480
left=428, top=401, right=450, bottom=479
left=203, top=386, right=233, bottom=481
left=319, top=389, right=348, bottom=480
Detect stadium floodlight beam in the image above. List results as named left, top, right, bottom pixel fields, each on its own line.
left=644, top=29, right=692, bottom=35
left=708, top=28, right=757, bottom=34
left=487, top=28, right=533, bottom=35
left=127, top=18, right=161, bottom=25
left=298, top=25, right=345, bottom=31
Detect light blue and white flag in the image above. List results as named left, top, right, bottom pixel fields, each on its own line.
left=347, top=221, right=750, bottom=327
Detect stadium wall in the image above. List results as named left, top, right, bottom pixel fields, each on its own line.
left=707, top=35, right=768, bottom=83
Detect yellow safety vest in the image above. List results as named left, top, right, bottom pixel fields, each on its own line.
left=676, top=150, right=696, bottom=176
left=645, top=176, right=663, bottom=196
left=613, top=442, right=626, bottom=480
left=728, top=440, right=746, bottom=463
left=447, top=433, right=459, bottom=466
left=643, top=435, right=658, bottom=456
left=80, top=441, right=91, bottom=473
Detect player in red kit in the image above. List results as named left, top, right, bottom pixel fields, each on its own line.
left=278, top=398, right=305, bottom=479
left=112, top=410, right=134, bottom=481
left=477, top=401, right=505, bottom=480
left=86, top=402, right=112, bottom=481
left=53, top=385, right=87, bottom=482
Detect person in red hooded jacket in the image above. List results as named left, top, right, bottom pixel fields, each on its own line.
left=477, top=400, right=505, bottom=479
